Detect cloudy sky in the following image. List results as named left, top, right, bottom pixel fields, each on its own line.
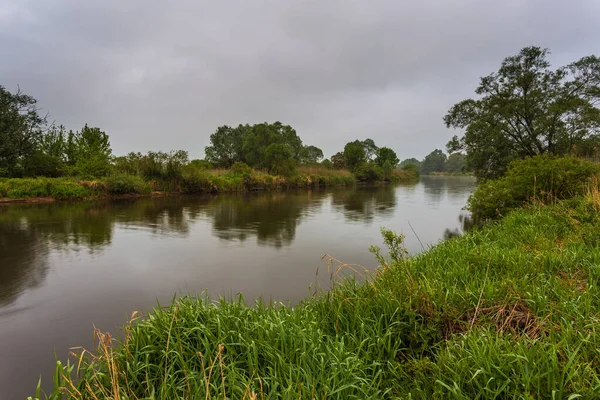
left=1, top=0, right=599, bottom=160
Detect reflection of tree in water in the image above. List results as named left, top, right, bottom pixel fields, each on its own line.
left=0, top=220, right=49, bottom=307
left=422, top=176, right=476, bottom=203
left=443, top=213, right=476, bottom=240
left=331, top=186, right=397, bottom=222
left=0, top=198, right=202, bottom=306
left=204, top=191, right=327, bottom=248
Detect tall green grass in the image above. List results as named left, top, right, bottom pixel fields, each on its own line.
left=32, top=192, right=600, bottom=399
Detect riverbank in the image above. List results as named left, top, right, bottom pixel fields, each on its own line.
left=0, top=167, right=419, bottom=203
left=36, top=189, right=600, bottom=399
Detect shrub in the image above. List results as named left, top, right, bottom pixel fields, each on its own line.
left=230, top=161, right=252, bottom=176
left=354, top=163, right=383, bottom=183
left=382, top=160, right=393, bottom=181
left=468, top=155, right=600, bottom=221
left=264, top=143, right=296, bottom=176
left=49, top=181, right=90, bottom=199
left=104, top=173, right=150, bottom=195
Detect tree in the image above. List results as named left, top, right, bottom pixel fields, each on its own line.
left=361, top=138, right=378, bottom=160
left=399, top=157, right=422, bottom=171
left=343, top=140, right=367, bottom=172
left=421, top=149, right=447, bottom=174
left=321, top=159, right=333, bottom=169
left=72, top=124, right=112, bottom=177
left=204, top=125, right=249, bottom=167
left=331, top=152, right=346, bottom=169
left=300, top=145, right=324, bottom=164
left=374, top=147, right=399, bottom=168
left=264, top=143, right=295, bottom=176
left=0, top=86, right=47, bottom=177
left=445, top=46, right=600, bottom=179
left=445, top=152, right=467, bottom=173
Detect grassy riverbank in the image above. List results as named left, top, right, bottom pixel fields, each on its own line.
left=34, top=187, right=600, bottom=399
left=1, top=166, right=408, bottom=202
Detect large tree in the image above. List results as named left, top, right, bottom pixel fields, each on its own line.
left=0, top=86, right=47, bottom=177
left=421, top=149, right=447, bottom=174
left=343, top=140, right=367, bottom=172
left=204, top=124, right=249, bottom=167
left=374, top=147, right=399, bottom=168
left=300, top=145, right=324, bottom=164
left=445, top=46, right=600, bottom=179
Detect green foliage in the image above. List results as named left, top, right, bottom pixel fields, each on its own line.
left=361, top=138, right=378, bottom=160
left=320, top=159, right=333, bottom=169
left=23, top=152, right=64, bottom=177
left=445, top=152, right=467, bottom=173
left=188, top=159, right=212, bottom=170
left=114, top=150, right=189, bottom=181
left=104, top=173, right=151, bottom=195
left=264, top=143, right=296, bottom=176
left=0, top=178, right=93, bottom=199
left=468, top=155, right=600, bottom=220
left=331, top=152, right=346, bottom=169
left=204, top=125, right=248, bottom=167
left=354, top=162, right=383, bottom=182
left=374, top=147, right=399, bottom=168
left=421, top=149, right=447, bottom=174
left=399, top=157, right=422, bottom=172
left=343, top=141, right=367, bottom=172
left=70, top=124, right=113, bottom=177
left=446, top=46, right=600, bottom=179
left=382, top=160, right=393, bottom=181
left=230, top=161, right=252, bottom=176
left=39, top=196, right=600, bottom=398
left=300, top=145, right=324, bottom=164
left=0, top=86, right=47, bottom=177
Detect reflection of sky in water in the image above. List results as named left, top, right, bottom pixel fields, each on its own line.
left=0, top=176, right=475, bottom=399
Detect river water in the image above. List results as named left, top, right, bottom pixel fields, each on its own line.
left=0, top=175, right=475, bottom=398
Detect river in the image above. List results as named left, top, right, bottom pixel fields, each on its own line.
left=0, top=175, right=474, bottom=398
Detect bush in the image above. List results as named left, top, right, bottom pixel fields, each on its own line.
left=382, top=160, right=393, bottom=181
left=104, top=173, right=150, bottom=195
left=264, top=144, right=296, bottom=176
left=468, top=155, right=600, bottom=221
left=49, top=181, right=90, bottom=199
left=230, top=161, right=252, bottom=176
left=354, top=163, right=383, bottom=183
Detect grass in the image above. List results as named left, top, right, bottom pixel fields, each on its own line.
left=31, top=188, right=600, bottom=399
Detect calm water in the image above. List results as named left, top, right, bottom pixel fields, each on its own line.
left=0, top=176, right=474, bottom=398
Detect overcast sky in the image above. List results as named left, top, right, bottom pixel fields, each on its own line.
left=1, top=0, right=599, bottom=160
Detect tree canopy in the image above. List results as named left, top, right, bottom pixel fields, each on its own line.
left=445, top=46, right=600, bottom=179
left=204, top=122, right=322, bottom=170
left=0, top=86, right=47, bottom=177
left=374, top=147, right=399, bottom=168
left=421, top=149, right=447, bottom=174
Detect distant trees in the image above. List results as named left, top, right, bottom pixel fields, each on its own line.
left=204, top=122, right=323, bottom=172
left=445, top=46, right=600, bottom=179
left=421, top=149, right=447, bottom=174
left=445, top=152, right=467, bottom=173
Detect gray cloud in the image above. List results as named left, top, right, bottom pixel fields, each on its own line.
left=1, top=0, right=599, bottom=159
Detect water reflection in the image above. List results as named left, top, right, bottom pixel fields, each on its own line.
left=331, top=185, right=398, bottom=222
left=205, top=191, right=327, bottom=247
left=0, top=178, right=475, bottom=309
left=443, top=214, right=476, bottom=240
left=0, top=220, right=49, bottom=307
